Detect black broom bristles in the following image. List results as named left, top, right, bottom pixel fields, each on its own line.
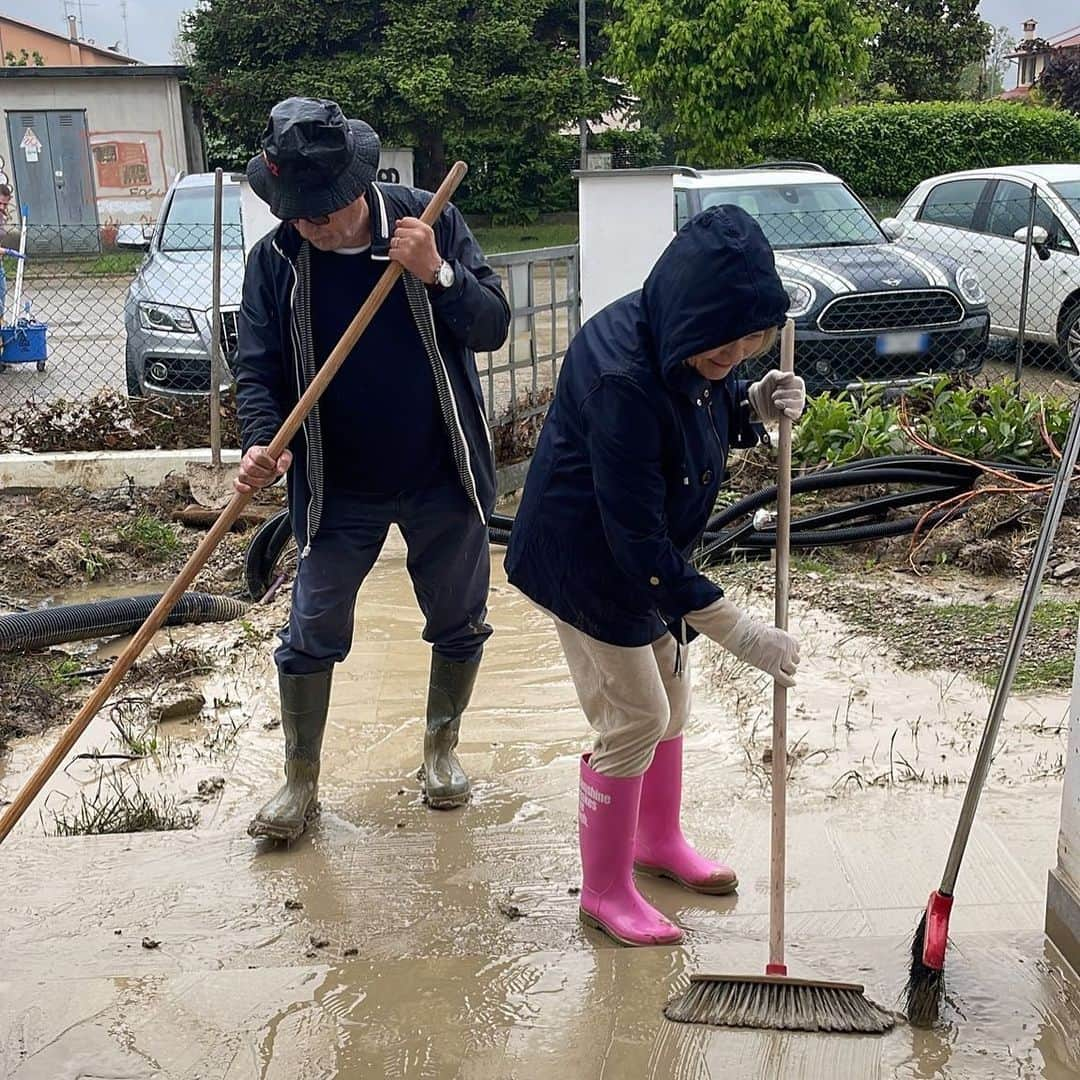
left=905, top=910, right=945, bottom=1028
left=664, top=976, right=896, bottom=1034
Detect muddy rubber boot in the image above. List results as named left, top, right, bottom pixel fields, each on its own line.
left=579, top=753, right=684, bottom=947
left=422, top=654, right=477, bottom=810
left=248, top=669, right=333, bottom=843
left=634, top=735, right=738, bottom=895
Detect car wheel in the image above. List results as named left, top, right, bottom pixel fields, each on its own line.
left=1061, top=304, right=1080, bottom=380
left=125, top=344, right=144, bottom=398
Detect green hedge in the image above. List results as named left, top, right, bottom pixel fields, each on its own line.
left=449, top=129, right=666, bottom=222
left=753, top=102, right=1080, bottom=198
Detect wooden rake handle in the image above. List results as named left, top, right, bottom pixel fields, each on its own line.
left=0, top=162, right=469, bottom=845
left=767, top=318, right=796, bottom=975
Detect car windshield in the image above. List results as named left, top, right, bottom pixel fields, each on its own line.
left=1050, top=180, right=1080, bottom=219
left=699, top=182, right=885, bottom=249
left=160, top=186, right=243, bottom=252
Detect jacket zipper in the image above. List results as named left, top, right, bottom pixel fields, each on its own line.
left=403, top=274, right=486, bottom=522
left=273, top=237, right=315, bottom=558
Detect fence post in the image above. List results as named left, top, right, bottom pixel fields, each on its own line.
left=1014, top=182, right=1038, bottom=384
left=209, top=167, right=224, bottom=468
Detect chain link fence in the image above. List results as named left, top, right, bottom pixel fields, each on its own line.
left=0, top=192, right=579, bottom=472
left=1, top=181, right=1076, bottom=459
left=675, top=192, right=1079, bottom=399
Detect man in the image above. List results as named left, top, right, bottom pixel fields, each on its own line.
left=234, top=97, right=510, bottom=842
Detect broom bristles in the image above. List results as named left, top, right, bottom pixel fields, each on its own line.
left=665, top=976, right=896, bottom=1034
left=905, top=909, right=945, bottom=1028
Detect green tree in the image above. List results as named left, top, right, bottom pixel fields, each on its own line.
left=182, top=0, right=614, bottom=191
left=865, top=0, right=991, bottom=101
left=1039, top=50, right=1080, bottom=116
left=958, top=25, right=1014, bottom=100
left=606, top=0, right=876, bottom=164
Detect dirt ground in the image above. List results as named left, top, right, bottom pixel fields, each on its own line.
left=1, top=533, right=1079, bottom=1077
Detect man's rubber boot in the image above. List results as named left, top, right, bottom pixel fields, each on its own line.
left=633, top=735, right=738, bottom=895
left=248, top=669, right=333, bottom=843
left=422, top=653, right=477, bottom=809
left=579, top=753, right=684, bottom=947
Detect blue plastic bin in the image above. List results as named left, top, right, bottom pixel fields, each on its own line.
left=0, top=321, right=48, bottom=370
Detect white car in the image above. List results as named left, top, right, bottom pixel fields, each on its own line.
left=890, top=165, right=1080, bottom=376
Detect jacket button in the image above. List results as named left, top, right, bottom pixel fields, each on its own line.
left=696, top=398, right=703, bottom=406
left=703, top=388, right=711, bottom=399
left=649, top=576, right=660, bottom=586
left=701, top=470, right=714, bottom=484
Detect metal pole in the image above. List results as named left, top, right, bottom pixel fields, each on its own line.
left=209, top=167, right=223, bottom=469
left=1014, top=182, right=1037, bottom=384
left=578, top=0, right=587, bottom=171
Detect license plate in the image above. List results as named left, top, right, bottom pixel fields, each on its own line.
left=876, top=331, right=930, bottom=356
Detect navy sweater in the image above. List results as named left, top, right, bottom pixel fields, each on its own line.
left=310, top=246, right=454, bottom=495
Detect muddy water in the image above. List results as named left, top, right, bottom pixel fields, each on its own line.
left=1, top=546, right=1079, bottom=1079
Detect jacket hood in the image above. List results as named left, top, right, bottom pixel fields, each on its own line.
left=642, top=204, right=789, bottom=389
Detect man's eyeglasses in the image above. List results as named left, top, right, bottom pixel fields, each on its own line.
left=291, top=214, right=330, bottom=226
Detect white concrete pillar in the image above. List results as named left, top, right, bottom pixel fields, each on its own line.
left=576, top=168, right=684, bottom=323
left=1047, top=616, right=1080, bottom=972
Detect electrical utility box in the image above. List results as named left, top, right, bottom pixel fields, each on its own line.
left=575, top=167, right=692, bottom=322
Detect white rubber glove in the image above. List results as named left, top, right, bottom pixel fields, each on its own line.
left=686, top=598, right=800, bottom=688
left=748, top=370, right=807, bottom=424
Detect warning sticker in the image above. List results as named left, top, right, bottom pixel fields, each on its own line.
left=20, top=127, right=42, bottom=163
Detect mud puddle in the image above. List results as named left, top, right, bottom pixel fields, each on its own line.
left=0, top=549, right=1078, bottom=1078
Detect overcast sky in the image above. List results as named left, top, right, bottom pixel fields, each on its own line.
left=1, top=0, right=1077, bottom=67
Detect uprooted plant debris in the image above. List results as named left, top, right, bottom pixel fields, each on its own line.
left=0, top=390, right=241, bottom=454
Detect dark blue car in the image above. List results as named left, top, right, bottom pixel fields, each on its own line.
left=674, top=164, right=990, bottom=394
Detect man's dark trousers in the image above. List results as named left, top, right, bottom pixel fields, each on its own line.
left=276, top=483, right=492, bottom=674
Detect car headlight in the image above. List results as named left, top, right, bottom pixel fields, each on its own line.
left=955, top=265, right=986, bottom=307
left=138, top=302, right=197, bottom=334
left=782, top=280, right=814, bottom=318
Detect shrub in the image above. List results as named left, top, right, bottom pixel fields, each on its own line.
left=793, top=376, right=1071, bottom=468
left=753, top=102, right=1080, bottom=197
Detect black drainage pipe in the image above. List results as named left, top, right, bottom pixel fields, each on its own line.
left=0, top=593, right=249, bottom=653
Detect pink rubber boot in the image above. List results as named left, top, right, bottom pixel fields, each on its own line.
left=578, top=754, right=684, bottom=947
left=634, top=736, right=738, bottom=895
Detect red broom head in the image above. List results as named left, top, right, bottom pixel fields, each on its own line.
left=921, top=890, right=953, bottom=971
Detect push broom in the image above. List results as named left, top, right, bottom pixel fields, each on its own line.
left=665, top=319, right=895, bottom=1034
left=905, top=391, right=1080, bottom=1027
left=0, top=161, right=469, bottom=846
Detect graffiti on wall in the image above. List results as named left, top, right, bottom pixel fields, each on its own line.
left=0, top=152, right=9, bottom=189
left=88, top=129, right=168, bottom=232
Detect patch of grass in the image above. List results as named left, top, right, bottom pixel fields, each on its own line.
left=792, top=555, right=836, bottom=577
left=79, top=251, right=144, bottom=277
left=471, top=221, right=578, bottom=254
left=818, top=589, right=1080, bottom=692
left=117, top=513, right=181, bottom=560
left=48, top=772, right=197, bottom=836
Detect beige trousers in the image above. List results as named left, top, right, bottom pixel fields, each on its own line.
left=550, top=614, right=691, bottom=778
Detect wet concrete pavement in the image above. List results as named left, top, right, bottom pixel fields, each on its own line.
left=2, top=544, right=1080, bottom=1078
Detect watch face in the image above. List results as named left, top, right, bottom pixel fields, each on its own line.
left=438, top=261, right=455, bottom=288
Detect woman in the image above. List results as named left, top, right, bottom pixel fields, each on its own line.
left=505, top=205, right=806, bottom=947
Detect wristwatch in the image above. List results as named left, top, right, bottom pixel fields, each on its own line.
left=431, top=259, right=455, bottom=291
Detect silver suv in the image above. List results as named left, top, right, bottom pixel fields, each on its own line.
left=123, top=172, right=245, bottom=397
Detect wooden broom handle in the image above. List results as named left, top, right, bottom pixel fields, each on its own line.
left=0, top=162, right=469, bottom=845
left=768, top=319, right=795, bottom=974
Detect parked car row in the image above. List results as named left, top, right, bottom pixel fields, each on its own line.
left=122, top=161, right=1080, bottom=398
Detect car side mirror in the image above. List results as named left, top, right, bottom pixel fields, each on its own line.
left=880, top=217, right=905, bottom=241
left=116, top=223, right=150, bottom=251
left=1013, top=224, right=1050, bottom=247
